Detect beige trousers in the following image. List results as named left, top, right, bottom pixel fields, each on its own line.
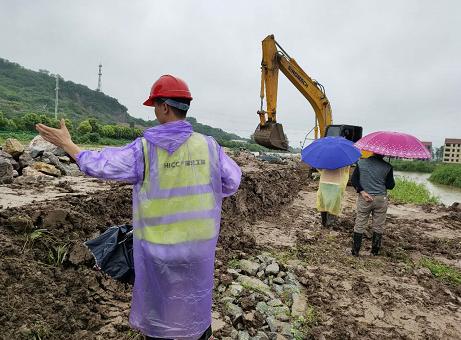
left=354, top=194, right=388, bottom=234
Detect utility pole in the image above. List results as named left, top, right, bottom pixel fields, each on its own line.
left=97, top=63, right=102, bottom=92
left=54, top=74, right=59, bottom=120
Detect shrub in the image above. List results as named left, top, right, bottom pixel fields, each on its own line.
left=429, top=164, right=461, bottom=188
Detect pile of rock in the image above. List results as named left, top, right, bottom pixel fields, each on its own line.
left=0, top=136, right=81, bottom=184
left=214, top=254, right=309, bottom=339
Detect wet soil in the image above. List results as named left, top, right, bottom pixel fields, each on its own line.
left=0, top=152, right=460, bottom=339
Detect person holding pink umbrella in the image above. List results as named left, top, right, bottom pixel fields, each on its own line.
left=350, top=153, right=395, bottom=256
left=351, top=131, right=430, bottom=256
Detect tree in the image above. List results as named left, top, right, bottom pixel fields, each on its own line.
left=88, top=117, right=101, bottom=133
left=101, top=125, right=116, bottom=138
left=21, top=112, right=41, bottom=131
left=77, top=120, right=92, bottom=135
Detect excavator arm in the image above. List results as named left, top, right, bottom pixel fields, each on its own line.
left=255, top=35, right=333, bottom=150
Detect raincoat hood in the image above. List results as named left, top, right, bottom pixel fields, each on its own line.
left=143, top=120, right=193, bottom=154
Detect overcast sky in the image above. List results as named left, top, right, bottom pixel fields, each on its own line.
left=0, top=0, right=459, bottom=147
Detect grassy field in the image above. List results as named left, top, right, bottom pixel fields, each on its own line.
left=390, top=159, right=438, bottom=173
left=389, top=178, right=439, bottom=204
left=429, top=164, right=461, bottom=188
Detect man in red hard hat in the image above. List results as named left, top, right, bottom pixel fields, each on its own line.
left=36, top=75, right=242, bottom=339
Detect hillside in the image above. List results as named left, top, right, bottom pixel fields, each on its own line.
left=0, top=58, right=136, bottom=124
left=0, top=58, right=250, bottom=144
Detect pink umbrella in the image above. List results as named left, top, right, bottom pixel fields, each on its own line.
left=355, top=131, right=431, bottom=159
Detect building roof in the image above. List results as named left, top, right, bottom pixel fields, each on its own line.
left=421, top=141, right=432, bottom=146
left=445, top=138, right=461, bottom=144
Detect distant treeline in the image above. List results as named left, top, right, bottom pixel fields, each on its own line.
left=390, top=159, right=438, bottom=173
left=0, top=111, right=269, bottom=151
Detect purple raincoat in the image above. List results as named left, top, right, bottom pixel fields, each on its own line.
left=77, top=120, right=241, bottom=339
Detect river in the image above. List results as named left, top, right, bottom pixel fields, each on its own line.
left=394, top=171, right=461, bottom=206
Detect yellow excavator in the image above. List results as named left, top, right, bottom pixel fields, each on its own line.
left=254, top=34, right=363, bottom=150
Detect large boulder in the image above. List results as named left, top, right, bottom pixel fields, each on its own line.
left=29, top=135, right=66, bottom=158
left=0, top=158, right=14, bottom=184
left=3, top=138, right=24, bottom=157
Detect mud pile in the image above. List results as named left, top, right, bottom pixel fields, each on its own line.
left=0, top=152, right=309, bottom=339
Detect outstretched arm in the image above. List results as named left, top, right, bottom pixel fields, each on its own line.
left=36, top=119, right=143, bottom=183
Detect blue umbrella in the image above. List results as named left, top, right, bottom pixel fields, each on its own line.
left=301, top=136, right=361, bottom=169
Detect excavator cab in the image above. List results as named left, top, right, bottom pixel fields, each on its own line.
left=325, top=124, right=362, bottom=143
left=254, top=121, right=289, bottom=151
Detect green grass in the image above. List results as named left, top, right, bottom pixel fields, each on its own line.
left=389, top=178, right=439, bottom=204
left=390, top=159, right=439, bottom=173
left=0, top=130, right=36, bottom=144
left=291, top=305, right=317, bottom=339
left=420, top=257, right=461, bottom=286
left=47, top=244, right=69, bottom=266
left=429, top=164, right=461, bottom=188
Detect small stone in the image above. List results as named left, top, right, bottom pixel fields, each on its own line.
left=237, top=275, right=274, bottom=298
left=238, top=331, right=250, bottom=340
left=224, top=302, right=243, bottom=325
left=253, top=332, right=269, bottom=340
left=265, top=263, right=280, bottom=275
left=228, top=284, right=244, bottom=297
left=227, top=268, right=240, bottom=278
left=291, top=293, right=307, bottom=317
left=18, top=152, right=33, bottom=168
left=256, top=301, right=269, bottom=315
left=42, top=151, right=68, bottom=175
left=267, top=299, right=283, bottom=307
left=414, top=267, right=432, bottom=278
left=273, top=277, right=285, bottom=285
left=0, top=158, right=14, bottom=184
left=243, top=311, right=255, bottom=327
left=220, top=274, right=233, bottom=286
left=284, top=273, right=298, bottom=285
left=3, top=138, right=24, bottom=157
left=239, top=259, right=260, bottom=276
left=239, top=295, right=256, bottom=310
left=212, top=315, right=226, bottom=333
left=22, top=166, right=42, bottom=177
left=58, top=156, right=71, bottom=163
left=32, top=161, right=61, bottom=177
left=277, top=271, right=286, bottom=278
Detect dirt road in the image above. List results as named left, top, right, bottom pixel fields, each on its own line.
left=0, top=153, right=460, bottom=339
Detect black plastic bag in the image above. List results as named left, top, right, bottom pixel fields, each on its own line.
left=84, top=224, right=134, bottom=284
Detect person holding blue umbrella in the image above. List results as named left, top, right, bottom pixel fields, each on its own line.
left=302, top=137, right=362, bottom=227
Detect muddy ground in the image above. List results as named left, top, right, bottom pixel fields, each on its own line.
left=0, top=152, right=460, bottom=339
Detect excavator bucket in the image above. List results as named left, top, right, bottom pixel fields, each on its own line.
left=254, top=122, right=289, bottom=151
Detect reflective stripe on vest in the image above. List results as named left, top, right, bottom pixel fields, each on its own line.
left=136, top=133, right=216, bottom=244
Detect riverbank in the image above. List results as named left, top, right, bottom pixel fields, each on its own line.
left=394, top=171, right=461, bottom=206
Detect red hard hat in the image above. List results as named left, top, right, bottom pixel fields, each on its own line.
left=143, top=75, right=193, bottom=106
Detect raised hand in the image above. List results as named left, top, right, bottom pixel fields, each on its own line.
left=36, top=119, right=81, bottom=160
